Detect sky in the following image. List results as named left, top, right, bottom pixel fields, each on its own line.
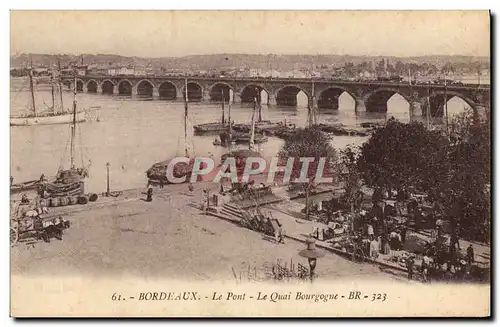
left=10, top=10, right=490, bottom=58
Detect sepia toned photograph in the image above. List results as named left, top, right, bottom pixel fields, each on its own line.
left=9, top=10, right=491, bottom=317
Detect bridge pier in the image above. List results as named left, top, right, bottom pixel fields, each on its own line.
left=233, top=92, right=242, bottom=104
left=474, top=104, right=489, bottom=120
left=268, top=94, right=277, bottom=106
left=355, top=98, right=366, bottom=113
left=153, top=87, right=159, bottom=98
left=410, top=101, right=422, bottom=117
left=96, top=84, right=102, bottom=94
left=203, top=89, right=211, bottom=102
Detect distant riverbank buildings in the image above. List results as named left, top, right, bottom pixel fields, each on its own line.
left=10, top=56, right=490, bottom=84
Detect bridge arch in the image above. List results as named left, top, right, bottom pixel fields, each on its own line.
left=317, top=86, right=356, bottom=110
left=62, top=79, right=72, bottom=90
left=135, top=79, right=155, bottom=97
left=158, top=81, right=177, bottom=100
left=86, top=79, right=98, bottom=93
left=117, top=79, right=133, bottom=95
left=427, top=91, right=476, bottom=118
left=75, top=79, right=85, bottom=92
left=209, top=82, right=233, bottom=102
left=101, top=79, right=116, bottom=95
left=182, top=82, right=203, bottom=101
left=363, top=88, right=411, bottom=115
left=240, top=84, right=269, bottom=104
left=62, top=79, right=84, bottom=92
left=275, top=85, right=310, bottom=107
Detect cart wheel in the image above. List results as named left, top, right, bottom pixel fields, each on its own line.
left=54, top=228, right=63, bottom=241
left=10, top=227, right=18, bottom=247
left=352, top=248, right=366, bottom=263
left=42, top=230, right=50, bottom=243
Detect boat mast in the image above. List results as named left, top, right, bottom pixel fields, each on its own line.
left=249, top=96, right=256, bottom=151
left=57, top=58, right=64, bottom=113
left=308, top=78, right=316, bottom=127
left=221, top=89, right=225, bottom=124
left=444, top=75, right=449, bottom=135
left=50, top=68, right=56, bottom=113
left=257, top=88, right=262, bottom=122
left=227, top=89, right=232, bottom=150
left=184, top=77, right=189, bottom=157
left=28, top=56, right=36, bottom=116
left=408, top=67, right=412, bottom=122
left=426, top=85, right=431, bottom=130
left=70, top=67, right=77, bottom=169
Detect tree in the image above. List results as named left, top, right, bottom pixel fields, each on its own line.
left=357, top=118, right=450, bottom=197
left=339, top=146, right=363, bottom=213
left=444, top=108, right=491, bottom=243
left=278, top=127, right=338, bottom=218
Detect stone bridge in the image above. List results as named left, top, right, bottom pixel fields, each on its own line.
left=63, top=75, right=490, bottom=117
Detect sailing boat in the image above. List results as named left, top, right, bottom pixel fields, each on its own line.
left=219, top=95, right=268, bottom=145
left=10, top=60, right=87, bottom=126
left=220, top=95, right=264, bottom=179
left=193, top=89, right=228, bottom=135
left=146, top=78, right=197, bottom=185
left=232, top=92, right=281, bottom=135
left=38, top=72, right=91, bottom=198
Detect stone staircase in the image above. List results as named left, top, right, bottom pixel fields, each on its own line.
left=220, top=202, right=244, bottom=219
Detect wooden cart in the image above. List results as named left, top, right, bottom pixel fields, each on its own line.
left=10, top=212, right=70, bottom=247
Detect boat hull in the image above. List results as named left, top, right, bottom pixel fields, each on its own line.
left=219, top=132, right=268, bottom=145
left=193, top=122, right=228, bottom=135
left=10, top=112, right=86, bottom=126
left=232, top=121, right=282, bottom=135
left=43, top=181, right=85, bottom=198
left=10, top=180, right=40, bottom=194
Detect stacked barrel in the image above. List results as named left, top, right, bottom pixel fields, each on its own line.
left=46, top=193, right=98, bottom=208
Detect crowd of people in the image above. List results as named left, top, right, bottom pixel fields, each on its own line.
left=312, top=187, right=485, bottom=283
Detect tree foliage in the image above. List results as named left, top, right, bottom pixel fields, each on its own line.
left=444, top=108, right=491, bottom=242
left=357, top=114, right=491, bottom=243
left=339, top=146, right=363, bottom=211
left=278, top=127, right=338, bottom=217
left=357, top=118, right=449, bottom=196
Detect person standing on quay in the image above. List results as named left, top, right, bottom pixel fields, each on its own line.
left=400, top=225, right=407, bottom=248
left=146, top=183, right=153, bottom=202
left=467, top=244, right=475, bottom=266
left=406, top=256, right=415, bottom=280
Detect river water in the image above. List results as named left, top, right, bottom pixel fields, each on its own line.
left=10, top=78, right=471, bottom=194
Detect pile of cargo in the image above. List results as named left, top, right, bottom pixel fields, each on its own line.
left=41, top=193, right=99, bottom=208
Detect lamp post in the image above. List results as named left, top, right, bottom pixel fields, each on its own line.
left=106, top=162, right=110, bottom=196
left=299, top=236, right=325, bottom=283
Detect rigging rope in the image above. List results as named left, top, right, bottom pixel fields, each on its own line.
left=57, top=125, right=72, bottom=174
left=11, top=79, right=31, bottom=113
left=77, top=123, right=92, bottom=168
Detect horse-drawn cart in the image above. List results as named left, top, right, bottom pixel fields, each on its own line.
left=10, top=212, right=70, bottom=247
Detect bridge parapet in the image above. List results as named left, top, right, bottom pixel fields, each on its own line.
left=63, top=75, right=490, bottom=113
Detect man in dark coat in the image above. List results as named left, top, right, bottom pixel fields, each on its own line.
left=370, top=198, right=390, bottom=254
left=146, top=184, right=153, bottom=202
left=400, top=225, right=407, bottom=248
left=466, top=244, right=474, bottom=266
